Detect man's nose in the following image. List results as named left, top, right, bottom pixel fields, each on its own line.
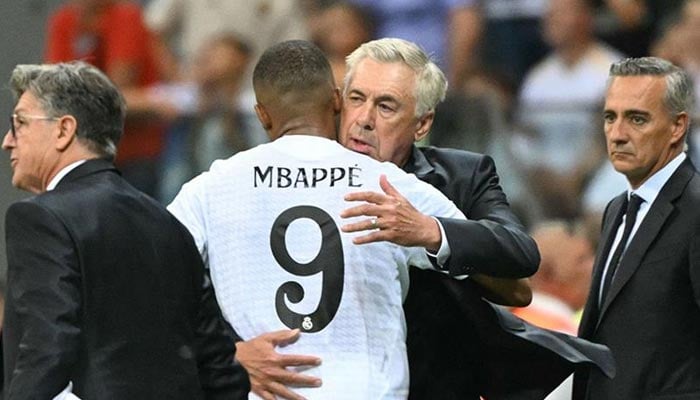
left=356, top=104, right=376, bottom=130
left=2, top=130, right=14, bottom=150
left=606, top=120, right=627, bottom=143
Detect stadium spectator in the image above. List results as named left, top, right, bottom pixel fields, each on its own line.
left=45, top=0, right=166, bottom=197
left=514, top=0, right=624, bottom=220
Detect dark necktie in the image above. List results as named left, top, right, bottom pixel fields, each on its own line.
left=600, top=194, right=644, bottom=304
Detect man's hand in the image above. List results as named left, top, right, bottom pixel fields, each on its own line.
left=340, top=175, right=442, bottom=251
left=235, top=329, right=322, bottom=400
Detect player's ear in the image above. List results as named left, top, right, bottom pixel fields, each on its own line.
left=254, top=103, right=272, bottom=130
left=332, top=87, right=342, bottom=115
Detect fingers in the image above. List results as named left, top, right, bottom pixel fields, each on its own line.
left=351, top=231, right=385, bottom=245
left=340, top=203, right=380, bottom=219
left=340, top=196, right=404, bottom=219
left=264, top=363, right=322, bottom=386
left=343, top=190, right=387, bottom=204
left=278, top=353, right=323, bottom=367
left=379, top=175, right=410, bottom=205
left=267, top=328, right=301, bottom=346
left=378, top=174, right=399, bottom=197
left=252, top=380, right=308, bottom=400
left=240, top=330, right=322, bottom=400
left=340, top=217, right=379, bottom=233
left=341, top=176, right=411, bottom=237
left=252, top=386, right=277, bottom=400
left=251, top=358, right=321, bottom=400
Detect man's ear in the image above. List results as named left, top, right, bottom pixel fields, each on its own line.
left=332, top=87, right=342, bottom=115
left=254, top=103, right=272, bottom=130
left=55, top=115, right=78, bottom=151
left=671, top=111, right=689, bottom=146
left=414, top=111, right=434, bottom=142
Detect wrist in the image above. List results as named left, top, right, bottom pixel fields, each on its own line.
left=424, top=216, right=442, bottom=252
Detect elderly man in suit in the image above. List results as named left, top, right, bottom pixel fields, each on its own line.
left=1, top=61, right=248, bottom=399
left=574, top=57, right=700, bottom=399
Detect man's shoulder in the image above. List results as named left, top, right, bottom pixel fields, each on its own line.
left=674, top=162, right=700, bottom=209
left=34, top=167, right=171, bottom=222
left=416, top=145, right=488, bottom=168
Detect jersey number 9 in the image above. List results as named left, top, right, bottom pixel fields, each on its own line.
left=270, top=206, right=344, bottom=333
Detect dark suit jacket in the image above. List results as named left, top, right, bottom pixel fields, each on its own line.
left=404, top=146, right=615, bottom=400
left=2, top=159, right=248, bottom=399
left=574, top=158, right=700, bottom=399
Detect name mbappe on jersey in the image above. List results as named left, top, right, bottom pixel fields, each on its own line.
left=253, top=165, right=364, bottom=188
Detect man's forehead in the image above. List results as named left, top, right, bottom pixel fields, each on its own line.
left=14, top=91, right=41, bottom=112
left=349, top=59, right=416, bottom=97
left=605, top=75, right=665, bottom=109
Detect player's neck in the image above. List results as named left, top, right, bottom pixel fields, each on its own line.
left=276, top=115, right=337, bottom=140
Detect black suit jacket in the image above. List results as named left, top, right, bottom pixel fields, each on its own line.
left=404, top=146, right=615, bottom=400
left=2, top=159, right=248, bottom=399
left=574, top=158, right=700, bottom=399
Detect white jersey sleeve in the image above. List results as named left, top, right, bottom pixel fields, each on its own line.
left=168, top=172, right=210, bottom=266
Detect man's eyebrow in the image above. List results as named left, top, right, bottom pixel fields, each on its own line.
left=348, top=88, right=364, bottom=95
left=622, top=109, right=651, bottom=118
left=375, top=94, right=399, bottom=104
left=346, top=88, right=401, bottom=106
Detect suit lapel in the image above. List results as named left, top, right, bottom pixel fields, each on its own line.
left=597, top=201, right=671, bottom=320
left=596, top=160, right=695, bottom=326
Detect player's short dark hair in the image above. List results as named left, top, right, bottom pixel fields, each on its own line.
left=253, top=40, right=335, bottom=97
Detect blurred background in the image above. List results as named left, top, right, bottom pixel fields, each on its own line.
left=0, top=0, right=65, bottom=284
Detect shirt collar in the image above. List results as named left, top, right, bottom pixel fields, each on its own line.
left=404, top=145, right=434, bottom=177
left=47, top=160, right=88, bottom=191
left=629, top=152, right=686, bottom=204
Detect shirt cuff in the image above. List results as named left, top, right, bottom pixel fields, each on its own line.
left=426, top=217, right=451, bottom=268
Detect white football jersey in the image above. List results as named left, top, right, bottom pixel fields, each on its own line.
left=169, top=135, right=465, bottom=399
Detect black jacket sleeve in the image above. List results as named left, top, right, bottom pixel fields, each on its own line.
left=436, top=154, right=539, bottom=278
left=194, top=270, right=250, bottom=400
left=4, top=202, right=81, bottom=399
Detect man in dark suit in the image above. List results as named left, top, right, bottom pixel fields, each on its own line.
left=574, top=57, right=700, bottom=399
left=1, top=61, right=248, bottom=399
left=337, top=38, right=614, bottom=400
left=232, top=38, right=615, bottom=400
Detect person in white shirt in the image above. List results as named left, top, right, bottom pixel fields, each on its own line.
left=168, top=40, right=466, bottom=399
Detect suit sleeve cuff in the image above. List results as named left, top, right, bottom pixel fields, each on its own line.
left=426, top=217, right=455, bottom=271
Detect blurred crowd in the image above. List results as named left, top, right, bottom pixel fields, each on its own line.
left=42, top=0, right=700, bottom=323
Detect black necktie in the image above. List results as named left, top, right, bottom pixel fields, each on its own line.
left=600, top=194, right=644, bottom=304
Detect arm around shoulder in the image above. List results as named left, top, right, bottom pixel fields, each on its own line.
left=439, top=154, right=540, bottom=278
